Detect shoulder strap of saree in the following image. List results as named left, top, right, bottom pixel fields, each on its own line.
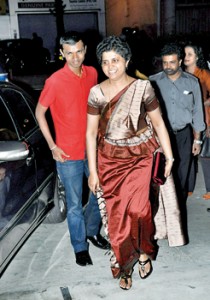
left=101, top=81, right=136, bottom=118
left=105, top=80, right=148, bottom=140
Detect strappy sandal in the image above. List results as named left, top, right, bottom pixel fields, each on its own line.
left=119, top=269, right=133, bottom=290
left=139, top=258, right=153, bottom=279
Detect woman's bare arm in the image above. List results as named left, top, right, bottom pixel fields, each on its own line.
left=86, top=113, right=100, bottom=193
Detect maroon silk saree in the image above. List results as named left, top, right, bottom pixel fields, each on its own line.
left=88, top=80, right=186, bottom=278
left=89, top=80, right=160, bottom=277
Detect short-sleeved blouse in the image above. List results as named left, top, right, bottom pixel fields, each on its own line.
left=87, top=80, right=160, bottom=158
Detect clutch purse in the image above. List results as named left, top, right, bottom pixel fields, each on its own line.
left=152, top=151, right=166, bottom=185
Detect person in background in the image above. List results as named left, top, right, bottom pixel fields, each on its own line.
left=32, top=32, right=43, bottom=48
left=184, top=42, right=210, bottom=199
left=86, top=36, right=174, bottom=290
left=149, top=43, right=205, bottom=203
left=35, top=31, right=109, bottom=268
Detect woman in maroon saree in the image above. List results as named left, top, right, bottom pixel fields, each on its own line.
left=86, top=36, right=174, bottom=290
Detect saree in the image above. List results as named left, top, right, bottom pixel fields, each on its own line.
left=88, top=80, right=160, bottom=277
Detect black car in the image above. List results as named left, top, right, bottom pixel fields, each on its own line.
left=0, top=38, right=51, bottom=75
left=0, top=80, right=66, bottom=276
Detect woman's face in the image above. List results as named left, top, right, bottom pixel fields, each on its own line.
left=184, top=46, right=197, bottom=68
left=101, top=50, right=128, bottom=80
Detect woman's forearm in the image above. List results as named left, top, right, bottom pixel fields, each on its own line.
left=155, top=123, right=173, bottom=159
left=86, top=114, right=100, bottom=193
left=86, top=133, right=97, bottom=175
left=148, top=108, right=173, bottom=159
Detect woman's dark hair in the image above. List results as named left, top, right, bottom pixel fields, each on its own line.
left=160, top=43, right=183, bottom=60
left=184, top=42, right=208, bottom=69
left=96, top=35, right=132, bottom=64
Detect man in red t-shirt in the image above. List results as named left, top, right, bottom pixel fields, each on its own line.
left=36, top=31, right=109, bottom=267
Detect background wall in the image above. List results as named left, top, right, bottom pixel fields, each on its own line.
left=105, top=0, right=157, bottom=37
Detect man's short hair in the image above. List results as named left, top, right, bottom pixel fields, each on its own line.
left=60, top=31, right=85, bottom=47
left=160, top=43, right=183, bottom=60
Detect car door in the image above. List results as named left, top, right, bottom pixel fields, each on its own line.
left=0, top=86, right=38, bottom=223
left=0, top=83, right=54, bottom=273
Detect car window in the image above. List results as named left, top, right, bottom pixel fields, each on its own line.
left=0, top=99, right=18, bottom=140
left=0, top=88, right=36, bottom=137
left=0, top=99, right=19, bottom=227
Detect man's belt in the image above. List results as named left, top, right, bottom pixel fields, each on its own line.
left=171, top=124, right=190, bottom=135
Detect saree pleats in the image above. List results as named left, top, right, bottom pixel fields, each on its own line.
left=98, top=149, right=157, bottom=275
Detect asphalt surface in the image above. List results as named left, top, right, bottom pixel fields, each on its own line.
left=0, top=161, right=210, bottom=300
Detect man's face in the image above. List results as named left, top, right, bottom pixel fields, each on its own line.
left=60, top=40, right=86, bottom=71
left=162, top=54, right=182, bottom=76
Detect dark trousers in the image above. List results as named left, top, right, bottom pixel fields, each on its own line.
left=169, top=125, right=193, bottom=200
left=187, top=156, right=198, bottom=192
left=169, top=125, right=193, bottom=243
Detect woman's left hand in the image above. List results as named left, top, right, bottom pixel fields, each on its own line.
left=164, top=160, right=173, bottom=178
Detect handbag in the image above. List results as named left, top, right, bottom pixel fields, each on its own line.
left=200, top=137, right=210, bottom=158
left=152, top=151, right=166, bottom=185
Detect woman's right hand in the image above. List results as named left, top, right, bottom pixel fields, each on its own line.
left=88, top=173, right=100, bottom=194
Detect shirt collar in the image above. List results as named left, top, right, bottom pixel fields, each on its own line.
left=64, top=63, right=86, bottom=78
left=160, top=68, right=188, bottom=80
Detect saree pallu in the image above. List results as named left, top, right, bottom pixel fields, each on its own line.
left=150, top=173, right=186, bottom=247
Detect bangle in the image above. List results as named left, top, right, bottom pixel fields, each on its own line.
left=50, top=145, right=57, bottom=151
left=166, top=157, right=174, bottom=162
left=193, top=139, right=202, bottom=145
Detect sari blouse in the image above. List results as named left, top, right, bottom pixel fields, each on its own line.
left=88, top=79, right=160, bottom=158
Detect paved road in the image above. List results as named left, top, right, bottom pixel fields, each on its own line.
left=0, top=163, right=210, bottom=300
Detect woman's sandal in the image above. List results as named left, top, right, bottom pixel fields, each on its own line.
left=139, top=258, right=153, bottom=279
left=119, top=269, right=133, bottom=290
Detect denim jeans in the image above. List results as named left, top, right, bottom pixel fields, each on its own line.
left=56, top=159, right=101, bottom=253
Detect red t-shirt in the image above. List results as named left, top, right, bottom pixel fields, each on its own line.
left=39, top=63, right=97, bottom=160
